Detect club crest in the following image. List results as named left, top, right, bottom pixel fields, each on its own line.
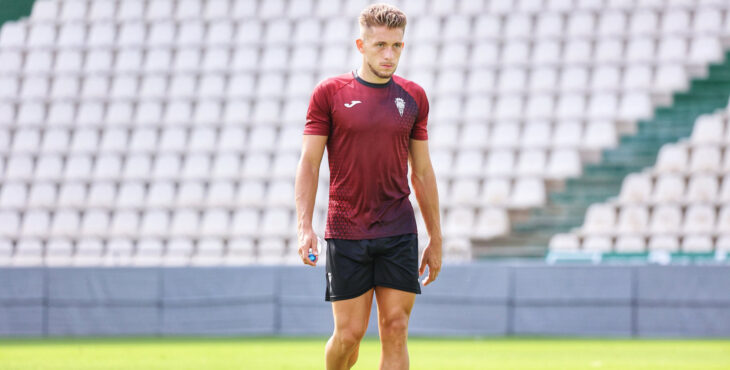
left=394, top=97, right=405, bottom=116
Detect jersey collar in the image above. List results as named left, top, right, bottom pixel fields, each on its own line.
left=352, top=70, right=393, bottom=88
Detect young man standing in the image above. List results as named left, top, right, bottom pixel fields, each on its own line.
left=294, top=4, right=442, bottom=369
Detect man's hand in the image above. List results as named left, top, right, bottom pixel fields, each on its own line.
left=297, top=228, right=319, bottom=266
left=418, top=238, right=442, bottom=286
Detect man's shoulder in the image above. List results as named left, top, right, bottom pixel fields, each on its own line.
left=392, top=75, right=427, bottom=99
left=313, top=72, right=356, bottom=95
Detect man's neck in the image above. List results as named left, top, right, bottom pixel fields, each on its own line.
left=356, top=66, right=391, bottom=84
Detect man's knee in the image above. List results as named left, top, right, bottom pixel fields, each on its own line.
left=379, top=314, right=409, bottom=343
left=334, top=325, right=367, bottom=350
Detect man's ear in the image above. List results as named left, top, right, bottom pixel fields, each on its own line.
left=356, top=38, right=364, bottom=53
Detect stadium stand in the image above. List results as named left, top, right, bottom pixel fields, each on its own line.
left=549, top=105, right=730, bottom=256
left=1, top=0, right=730, bottom=265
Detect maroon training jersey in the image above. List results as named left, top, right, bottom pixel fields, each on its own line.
left=304, top=71, right=429, bottom=240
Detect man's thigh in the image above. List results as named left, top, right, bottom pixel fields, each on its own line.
left=374, top=286, right=416, bottom=323
left=331, top=287, right=375, bottom=332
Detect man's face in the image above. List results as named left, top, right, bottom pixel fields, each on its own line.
left=357, top=25, right=405, bottom=80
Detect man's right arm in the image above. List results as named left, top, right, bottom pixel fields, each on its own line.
left=295, top=134, right=328, bottom=266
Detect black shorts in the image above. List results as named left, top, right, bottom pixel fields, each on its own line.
left=325, top=233, right=421, bottom=302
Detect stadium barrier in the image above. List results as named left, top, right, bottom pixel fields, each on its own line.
left=1, top=263, right=729, bottom=337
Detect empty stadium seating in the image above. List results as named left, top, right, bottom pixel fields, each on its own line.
left=1, top=0, right=730, bottom=265
left=550, top=103, right=730, bottom=254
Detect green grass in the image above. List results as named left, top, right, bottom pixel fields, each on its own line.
left=1, top=336, right=729, bottom=369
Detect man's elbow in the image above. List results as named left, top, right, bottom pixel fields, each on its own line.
left=410, top=167, right=433, bottom=184
left=297, top=157, right=320, bottom=176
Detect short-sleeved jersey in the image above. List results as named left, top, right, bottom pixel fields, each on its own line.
left=304, top=71, right=429, bottom=240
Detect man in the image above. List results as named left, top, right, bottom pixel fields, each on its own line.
left=294, top=3, right=442, bottom=370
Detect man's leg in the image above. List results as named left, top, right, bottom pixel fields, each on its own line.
left=326, top=288, right=375, bottom=370
left=374, top=286, right=416, bottom=370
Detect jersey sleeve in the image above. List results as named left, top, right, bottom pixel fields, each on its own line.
left=410, top=85, right=429, bottom=141
left=303, top=81, right=331, bottom=136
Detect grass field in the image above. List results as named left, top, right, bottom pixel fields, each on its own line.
left=1, top=336, right=729, bottom=369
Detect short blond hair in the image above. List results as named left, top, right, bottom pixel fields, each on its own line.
left=359, top=3, right=407, bottom=31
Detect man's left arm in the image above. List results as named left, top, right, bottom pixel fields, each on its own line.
left=408, top=139, right=442, bottom=286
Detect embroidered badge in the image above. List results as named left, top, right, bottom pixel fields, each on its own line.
left=395, top=97, right=405, bottom=116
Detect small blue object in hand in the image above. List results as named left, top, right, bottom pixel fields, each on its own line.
left=308, top=248, right=316, bottom=262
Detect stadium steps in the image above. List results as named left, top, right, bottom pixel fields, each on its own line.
left=477, top=51, right=730, bottom=258
left=0, top=0, right=34, bottom=26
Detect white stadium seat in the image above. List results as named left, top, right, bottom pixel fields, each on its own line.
left=14, top=239, right=43, bottom=266
left=444, top=208, right=475, bottom=237
left=454, top=150, right=484, bottom=177
left=272, top=153, right=299, bottom=179
left=599, top=11, right=627, bottom=37
left=584, top=120, right=618, bottom=150
left=552, top=121, right=583, bottom=148
left=82, top=210, right=111, bottom=238
left=583, top=236, right=612, bottom=252
left=689, top=146, right=721, bottom=173
left=482, top=179, right=512, bottom=206
left=630, top=10, right=659, bottom=36
left=516, top=150, right=547, bottom=177
left=207, top=182, right=236, bottom=207
left=140, top=210, right=170, bottom=238
left=595, top=39, right=624, bottom=64
left=153, top=154, right=182, bottom=179
left=35, top=155, right=63, bottom=181
left=31, top=1, right=58, bottom=21
left=511, top=178, right=546, bottom=208
left=111, top=210, right=141, bottom=237
left=0, top=183, right=27, bottom=209
left=568, top=13, right=595, bottom=37
left=88, top=183, right=116, bottom=208
left=60, top=2, right=86, bottom=22
left=525, top=95, right=554, bottom=120
left=615, top=235, right=646, bottom=253
left=87, top=24, right=115, bottom=47
left=623, top=65, right=653, bottom=90
left=655, top=143, right=688, bottom=173
left=662, top=9, right=690, bottom=34
left=261, top=209, right=291, bottom=237
left=530, top=67, right=559, bottom=92
left=549, top=233, right=580, bottom=251
left=267, top=180, right=295, bottom=207
left=237, top=181, right=266, bottom=206
left=649, top=205, right=682, bottom=234
left=689, top=36, right=723, bottom=65
left=521, top=121, right=551, bottom=148
left=145, top=182, right=175, bottom=208
left=451, top=179, right=480, bottom=205
left=583, top=204, right=616, bottom=234
left=686, top=175, right=719, bottom=203
left=652, top=174, right=686, bottom=203
left=684, top=205, right=716, bottom=233
left=27, top=183, right=57, bottom=208
left=486, top=150, right=515, bottom=177
left=682, top=235, right=713, bottom=253
left=648, top=235, right=680, bottom=252
left=619, top=173, right=653, bottom=204
left=691, top=114, right=724, bottom=144
left=547, top=149, right=582, bottom=179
